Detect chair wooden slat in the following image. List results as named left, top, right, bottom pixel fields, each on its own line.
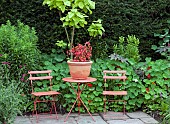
left=28, top=70, right=52, bottom=74
left=103, top=70, right=126, bottom=74
left=103, top=76, right=126, bottom=80
left=32, top=91, right=61, bottom=96
left=29, top=76, right=53, bottom=80
left=103, top=91, right=127, bottom=96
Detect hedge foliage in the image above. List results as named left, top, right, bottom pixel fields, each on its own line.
left=0, top=0, right=170, bottom=60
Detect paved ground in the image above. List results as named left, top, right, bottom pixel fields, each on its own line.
left=14, top=111, right=159, bottom=124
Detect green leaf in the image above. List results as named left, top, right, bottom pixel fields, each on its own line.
left=98, top=82, right=103, bottom=87
left=64, top=94, right=72, bottom=98
left=54, top=54, right=66, bottom=62
left=64, top=1, right=71, bottom=6
left=78, top=2, right=84, bottom=9
left=37, top=82, right=42, bottom=86
left=89, top=94, right=95, bottom=99
left=68, top=13, right=74, bottom=19
left=60, top=5, right=66, bottom=13
left=145, top=94, right=151, bottom=99
left=151, top=45, right=157, bottom=50
left=89, top=1, right=95, bottom=9
left=94, top=97, right=102, bottom=102
left=98, top=30, right=102, bottom=36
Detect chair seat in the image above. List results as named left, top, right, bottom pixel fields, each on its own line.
left=32, top=91, right=60, bottom=96
left=103, top=91, right=127, bottom=96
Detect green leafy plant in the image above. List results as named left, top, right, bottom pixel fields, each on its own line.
left=0, top=64, right=23, bottom=124
left=0, top=20, right=41, bottom=81
left=152, top=20, right=170, bottom=60
left=43, top=0, right=105, bottom=60
left=161, top=96, right=170, bottom=124
left=141, top=58, right=170, bottom=119
left=142, top=58, right=169, bottom=101
left=0, top=83, right=22, bottom=124
left=0, top=20, right=42, bottom=113
left=113, top=35, right=140, bottom=62
left=33, top=52, right=169, bottom=114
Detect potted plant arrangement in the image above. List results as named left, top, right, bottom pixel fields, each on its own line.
left=43, top=0, right=105, bottom=79
left=67, top=41, right=92, bottom=79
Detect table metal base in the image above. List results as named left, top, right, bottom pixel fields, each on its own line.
left=64, top=82, right=95, bottom=122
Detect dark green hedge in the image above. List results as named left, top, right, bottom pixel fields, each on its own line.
left=0, top=0, right=170, bottom=60
left=92, top=0, right=170, bottom=59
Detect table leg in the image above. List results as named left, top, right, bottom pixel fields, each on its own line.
left=65, top=83, right=95, bottom=122
left=64, top=97, right=79, bottom=122
left=78, top=83, right=81, bottom=115
left=79, top=98, right=95, bottom=122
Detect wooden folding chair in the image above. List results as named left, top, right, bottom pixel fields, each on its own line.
left=28, top=70, right=60, bottom=123
left=103, top=70, right=127, bottom=115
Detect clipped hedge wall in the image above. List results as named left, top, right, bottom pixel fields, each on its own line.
left=92, top=0, right=170, bottom=59
left=0, top=0, right=170, bottom=59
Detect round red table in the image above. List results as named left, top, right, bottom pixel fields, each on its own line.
left=62, top=77, right=96, bottom=122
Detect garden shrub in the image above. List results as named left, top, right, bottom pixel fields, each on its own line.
left=161, top=96, right=170, bottom=124
left=0, top=20, right=42, bottom=112
left=0, top=82, right=22, bottom=124
left=0, top=20, right=41, bottom=81
left=141, top=58, right=170, bottom=118
left=142, top=58, right=169, bottom=101
left=0, top=64, right=23, bottom=124
left=113, top=35, right=140, bottom=62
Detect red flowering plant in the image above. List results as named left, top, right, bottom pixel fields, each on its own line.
left=67, top=42, right=92, bottom=62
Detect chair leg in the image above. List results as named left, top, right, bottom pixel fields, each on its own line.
left=52, top=95, right=58, bottom=120
left=104, top=96, right=106, bottom=115
left=34, top=100, right=38, bottom=123
left=123, top=100, right=126, bottom=115
left=50, top=102, right=54, bottom=115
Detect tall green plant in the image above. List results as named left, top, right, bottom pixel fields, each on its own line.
left=0, top=64, right=23, bottom=124
left=43, top=0, right=105, bottom=59
left=0, top=82, right=22, bottom=124
left=0, top=20, right=42, bottom=113
left=0, top=20, right=41, bottom=81
left=113, top=35, right=140, bottom=62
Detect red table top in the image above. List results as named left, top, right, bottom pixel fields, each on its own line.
left=62, top=77, right=97, bottom=83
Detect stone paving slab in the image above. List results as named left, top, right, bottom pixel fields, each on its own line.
left=100, top=112, right=129, bottom=121
left=75, top=116, right=107, bottom=124
left=14, top=111, right=159, bottom=124
left=126, top=111, right=159, bottom=124
left=140, top=117, right=159, bottom=124
left=14, top=116, right=32, bottom=124
left=127, top=111, right=151, bottom=118
left=14, top=114, right=106, bottom=124
left=29, top=114, right=77, bottom=124
left=107, top=119, right=144, bottom=124
left=68, top=113, right=99, bottom=117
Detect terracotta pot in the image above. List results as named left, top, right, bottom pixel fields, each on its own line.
left=67, top=61, right=93, bottom=79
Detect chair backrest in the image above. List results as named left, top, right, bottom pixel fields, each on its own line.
left=103, top=70, right=127, bottom=91
left=28, top=70, right=53, bottom=93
